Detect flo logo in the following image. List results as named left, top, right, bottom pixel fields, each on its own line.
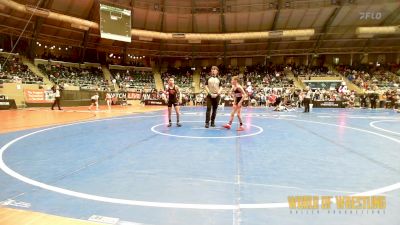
left=359, top=11, right=383, bottom=20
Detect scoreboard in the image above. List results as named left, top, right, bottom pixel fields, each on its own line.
left=99, top=4, right=131, bottom=42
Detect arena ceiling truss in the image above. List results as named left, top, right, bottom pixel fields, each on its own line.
left=0, top=0, right=399, bottom=58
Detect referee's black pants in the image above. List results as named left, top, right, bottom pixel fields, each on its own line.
left=205, top=95, right=220, bottom=124
left=304, top=98, right=311, bottom=112
left=361, top=100, right=367, bottom=108
left=371, top=100, right=376, bottom=109
left=51, top=97, right=61, bottom=110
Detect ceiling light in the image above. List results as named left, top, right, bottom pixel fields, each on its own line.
left=356, top=26, right=399, bottom=34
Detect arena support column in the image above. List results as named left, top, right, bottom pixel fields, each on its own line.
left=220, top=0, right=227, bottom=65
left=157, top=0, right=166, bottom=71
left=80, top=0, right=99, bottom=63
left=28, top=0, right=54, bottom=59
left=267, top=0, right=281, bottom=58
left=125, top=0, right=136, bottom=66
left=350, top=53, right=353, bottom=66
left=123, top=46, right=128, bottom=65
left=313, top=1, right=342, bottom=54
left=191, top=0, right=195, bottom=64
left=9, top=34, right=13, bottom=51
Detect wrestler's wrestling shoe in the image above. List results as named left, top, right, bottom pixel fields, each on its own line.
left=223, top=124, right=231, bottom=129
left=236, top=126, right=245, bottom=131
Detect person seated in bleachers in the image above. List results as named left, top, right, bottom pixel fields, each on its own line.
left=0, top=57, right=43, bottom=84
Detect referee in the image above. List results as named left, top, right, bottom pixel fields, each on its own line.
left=51, top=84, right=62, bottom=110
left=205, top=66, right=222, bottom=128
left=303, top=86, right=312, bottom=113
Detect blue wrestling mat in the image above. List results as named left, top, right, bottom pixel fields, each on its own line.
left=0, top=107, right=399, bottom=225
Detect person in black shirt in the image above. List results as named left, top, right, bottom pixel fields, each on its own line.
left=369, top=92, right=378, bottom=109
left=389, top=91, right=396, bottom=109
left=360, top=93, right=367, bottom=108
left=166, top=78, right=182, bottom=127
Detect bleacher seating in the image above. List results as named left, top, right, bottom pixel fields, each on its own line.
left=38, top=63, right=107, bottom=90
left=161, top=66, right=193, bottom=89
left=0, top=56, right=43, bottom=84
left=336, top=64, right=400, bottom=91
left=110, top=69, right=155, bottom=91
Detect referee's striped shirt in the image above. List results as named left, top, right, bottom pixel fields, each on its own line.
left=206, top=76, right=220, bottom=94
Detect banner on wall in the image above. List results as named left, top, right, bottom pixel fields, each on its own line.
left=108, top=92, right=142, bottom=100
left=312, top=100, right=345, bottom=108
left=141, top=92, right=159, bottom=100
left=127, top=92, right=142, bottom=100
left=24, top=90, right=55, bottom=103
left=144, top=100, right=166, bottom=105
left=24, top=90, right=145, bottom=103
